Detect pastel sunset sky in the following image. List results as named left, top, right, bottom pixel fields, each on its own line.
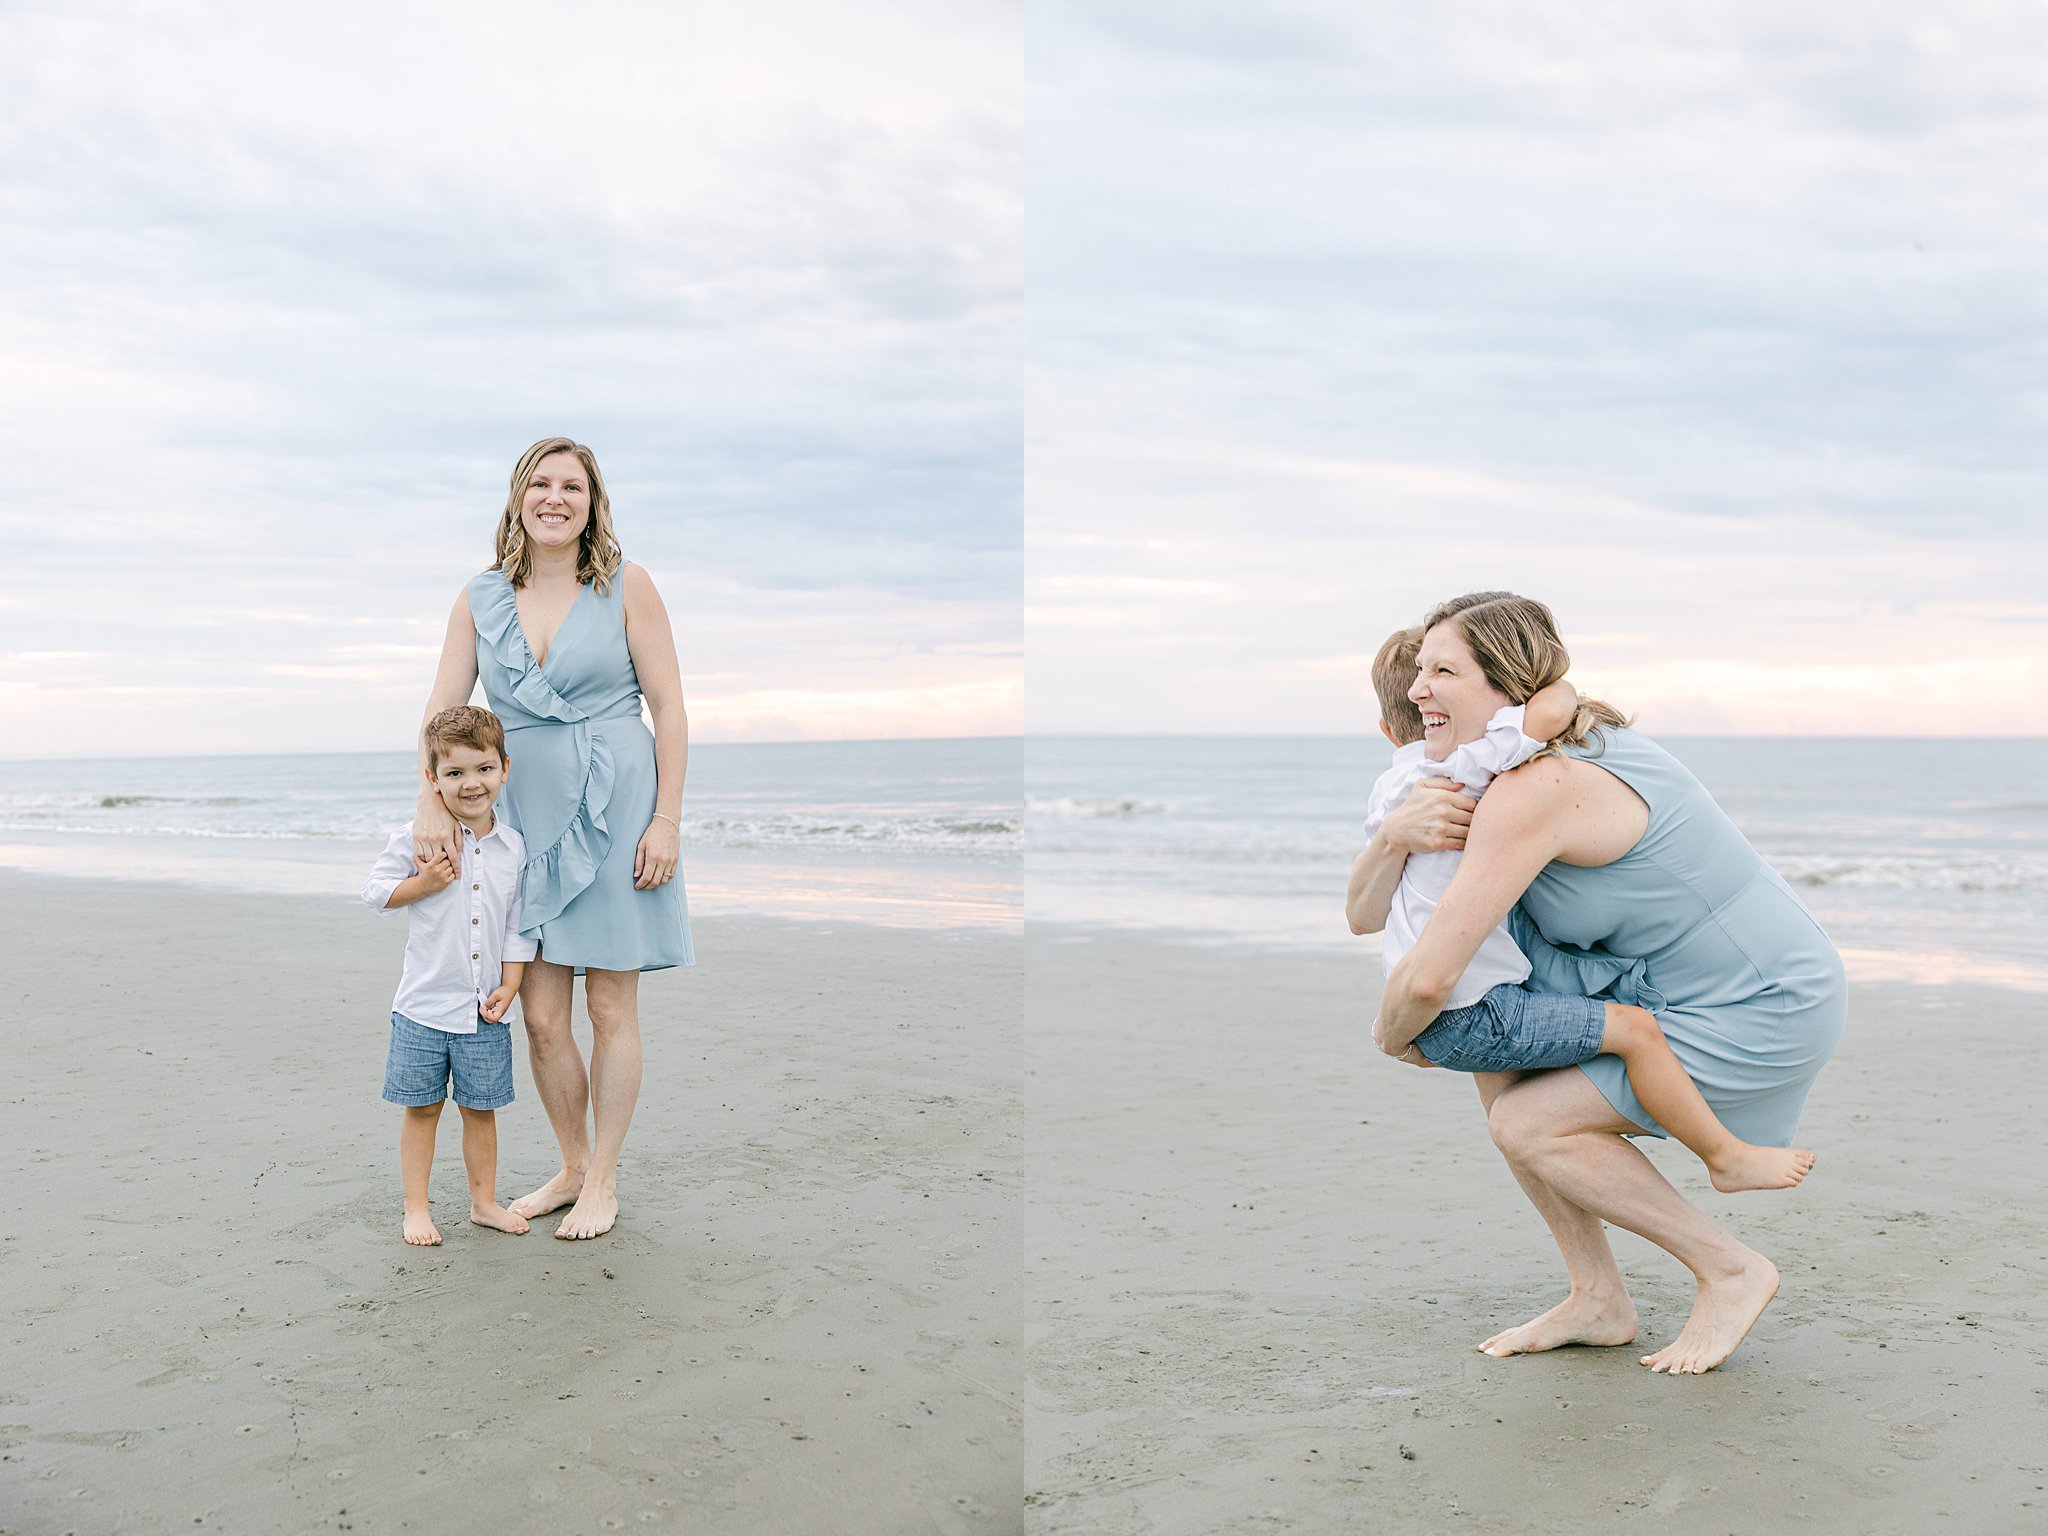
left=8, top=4, right=2041, bottom=755
left=1, top=1, right=1020, bottom=757
left=1029, top=2, right=2048, bottom=736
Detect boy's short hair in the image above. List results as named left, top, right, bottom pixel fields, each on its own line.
left=424, top=705, right=508, bottom=771
left=1372, top=627, right=1426, bottom=745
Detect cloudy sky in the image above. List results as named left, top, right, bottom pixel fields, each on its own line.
left=1, top=0, right=1019, bottom=757
left=1028, top=1, right=2048, bottom=735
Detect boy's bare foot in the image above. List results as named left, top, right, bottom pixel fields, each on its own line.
left=402, top=1211, right=442, bottom=1246
left=509, top=1169, right=584, bottom=1220
left=470, top=1202, right=531, bottom=1235
left=555, top=1187, right=618, bottom=1240
left=1709, top=1144, right=1815, bottom=1193
left=1641, top=1251, right=1779, bottom=1374
left=1478, top=1289, right=1637, bottom=1357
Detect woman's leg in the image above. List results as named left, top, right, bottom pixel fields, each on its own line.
left=554, top=966, right=642, bottom=1240
left=1486, top=1068, right=1782, bottom=1373
left=1470, top=1072, right=1638, bottom=1356
left=509, top=957, right=591, bottom=1219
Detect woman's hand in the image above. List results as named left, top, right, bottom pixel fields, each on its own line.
left=412, top=784, right=459, bottom=867
left=1380, top=776, right=1477, bottom=854
left=413, top=849, right=458, bottom=894
left=634, top=815, right=680, bottom=890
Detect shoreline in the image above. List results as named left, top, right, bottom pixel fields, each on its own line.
left=1, top=871, right=1021, bottom=1534
left=1024, top=927, right=2047, bottom=1534
left=0, top=831, right=1020, bottom=933
left=1024, top=911, right=2048, bottom=992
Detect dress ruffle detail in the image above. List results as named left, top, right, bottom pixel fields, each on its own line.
left=467, top=569, right=614, bottom=936
left=1509, top=907, right=1668, bottom=1015
left=518, top=721, right=615, bottom=933
left=468, top=573, right=582, bottom=726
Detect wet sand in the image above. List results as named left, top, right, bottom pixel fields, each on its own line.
left=1025, top=927, right=2047, bottom=1535
left=0, top=871, right=1019, bottom=1535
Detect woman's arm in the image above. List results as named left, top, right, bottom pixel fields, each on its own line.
left=621, top=563, right=687, bottom=890
left=412, top=590, right=481, bottom=863
left=1373, top=760, right=1573, bottom=1054
left=1345, top=777, right=1478, bottom=934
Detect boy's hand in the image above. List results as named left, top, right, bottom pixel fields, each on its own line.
left=413, top=850, right=457, bottom=892
left=480, top=984, right=518, bottom=1022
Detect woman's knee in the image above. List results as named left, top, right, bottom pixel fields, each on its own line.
left=583, top=972, right=640, bottom=1036
left=1487, top=1088, right=1553, bottom=1165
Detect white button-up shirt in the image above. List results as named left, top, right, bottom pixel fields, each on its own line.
left=361, top=817, right=538, bottom=1034
left=1364, top=704, right=1548, bottom=1010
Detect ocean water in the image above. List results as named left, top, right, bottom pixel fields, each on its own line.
left=0, top=737, right=1021, bottom=931
left=1027, top=735, right=2048, bottom=988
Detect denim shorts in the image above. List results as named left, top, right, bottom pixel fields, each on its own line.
left=381, top=1012, right=515, bottom=1111
left=1412, top=983, right=1608, bottom=1074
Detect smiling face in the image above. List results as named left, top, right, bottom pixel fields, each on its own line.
left=519, top=450, right=592, bottom=554
left=429, top=743, right=507, bottom=833
left=1409, top=621, right=1514, bottom=760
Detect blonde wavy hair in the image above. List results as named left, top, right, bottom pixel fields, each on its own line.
left=493, top=437, right=624, bottom=593
left=1422, top=591, right=1631, bottom=752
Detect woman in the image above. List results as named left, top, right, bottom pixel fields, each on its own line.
left=1347, top=592, right=1844, bottom=1373
left=414, top=436, right=694, bottom=1240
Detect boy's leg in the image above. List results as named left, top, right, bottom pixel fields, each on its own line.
left=1600, top=1004, right=1814, bottom=1193
left=458, top=1107, right=530, bottom=1234
left=400, top=1103, right=444, bottom=1246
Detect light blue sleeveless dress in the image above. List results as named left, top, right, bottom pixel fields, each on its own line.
left=1507, top=729, right=1843, bottom=1146
left=468, top=568, right=694, bottom=974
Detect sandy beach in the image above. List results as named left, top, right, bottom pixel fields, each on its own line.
left=0, top=871, right=1020, bottom=1535
left=1025, top=927, right=2046, bottom=1535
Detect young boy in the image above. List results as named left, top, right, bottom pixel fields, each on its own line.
left=1363, top=627, right=1814, bottom=1193
left=361, top=705, right=536, bottom=1244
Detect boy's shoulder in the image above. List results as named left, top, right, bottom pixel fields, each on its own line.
left=490, top=819, right=527, bottom=857
left=1365, top=742, right=1430, bottom=827
left=1368, top=741, right=1428, bottom=792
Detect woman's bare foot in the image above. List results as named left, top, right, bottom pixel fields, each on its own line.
left=470, top=1201, right=531, bottom=1235
left=1478, top=1289, right=1638, bottom=1356
left=1708, top=1144, right=1815, bottom=1194
left=555, top=1185, right=618, bottom=1240
left=508, top=1168, right=584, bottom=1220
left=1641, top=1252, right=1779, bottom=1374
left=402, top=1210, right=442, bottom=1246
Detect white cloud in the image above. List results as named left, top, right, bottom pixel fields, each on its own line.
left=1028, top=1, right=2048, bottom=734
left=0, top=0, right=1020, bottom=755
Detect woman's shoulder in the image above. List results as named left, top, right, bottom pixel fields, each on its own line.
left=617, top=561, right=671, bottom=610
left=1481, top=741, right=1649, bottom=858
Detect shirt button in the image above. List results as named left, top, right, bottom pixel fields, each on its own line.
left=472, top=952, right=479, bottom=960
left=473, top=883, right=480, bottom=890
left=472, top=917, right=479, bottom=924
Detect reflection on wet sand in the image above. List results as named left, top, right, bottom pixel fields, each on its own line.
left=1836, top=945, right=2048, bottom=992
left=0, top=834, right=1020, bottom=933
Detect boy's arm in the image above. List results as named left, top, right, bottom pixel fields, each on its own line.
left=482, top=961, right=526, bottom=1022
left=1521, top=679, right=1578, bottom=744
left=501, top=868, right=539, bottom=964
left=363, top=830, right=443, bottom=914
left=382, top=853, right=456, bottom=909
